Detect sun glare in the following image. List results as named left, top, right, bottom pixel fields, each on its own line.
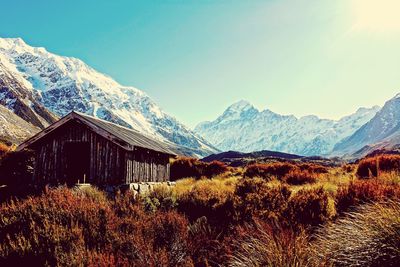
left=351, top=0, right=400, bottom=33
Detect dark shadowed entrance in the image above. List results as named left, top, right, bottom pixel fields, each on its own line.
left=64, top=142, right=90, bottom=185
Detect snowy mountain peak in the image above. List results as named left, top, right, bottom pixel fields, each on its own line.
left=0, top=37, right=217, bottom=156
left=195, top=101, right=380, bottom=156
left=218, top=100, right=258, bottom=123
left=226, top=100, right=255, bottom=112
left=0, top=38, right=26, bottom=47
left=0, top=38, right=47, bottom=56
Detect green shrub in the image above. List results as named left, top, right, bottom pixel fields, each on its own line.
left=143, top=185, right=178, bottom=212
left=73, top=185, right=108, bottom=203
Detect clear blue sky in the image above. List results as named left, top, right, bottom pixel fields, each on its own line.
left=2, top=0, right=400, bottom=127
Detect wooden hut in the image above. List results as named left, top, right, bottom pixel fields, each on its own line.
left=17, top=111, right=177, bottom=186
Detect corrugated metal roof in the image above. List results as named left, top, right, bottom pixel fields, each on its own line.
left=74, top=112, right=177, bottom=156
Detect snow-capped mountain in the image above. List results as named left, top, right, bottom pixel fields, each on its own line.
left=0, top=38, right=217, bottom=156
left=195, top=100, right=380, bottom=156
left=333, top=93, right=400, bottom=157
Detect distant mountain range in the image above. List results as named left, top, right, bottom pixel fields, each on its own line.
left=0, top=38, right=217, bottom=156
left=2, top=37, right=400, bottom=159
left=195, top=100, right=380, bottom=157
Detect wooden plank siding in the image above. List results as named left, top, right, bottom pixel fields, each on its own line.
left=124, top=148, right=170, bottom=183
left=32, top=120, right=125, bottom=185
left=27, top=117, right=172, bottom=186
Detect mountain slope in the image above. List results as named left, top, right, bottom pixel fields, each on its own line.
left=195, top=100, right=380, bottom=156
left=0, top=38, right=217, bottom=156
left=0, top=51, right=57, bottom=128
left=0, top=104, right=40, bottom=144
left=333, top=94, right=400, bottom=157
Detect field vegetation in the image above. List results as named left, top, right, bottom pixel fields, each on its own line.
left=0, top=153, right=399, bottom=266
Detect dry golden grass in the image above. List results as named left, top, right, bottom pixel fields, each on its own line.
left=173, top=175, right=240, bottom=198
left=310, top=201, right=400, bottom=266
left=229, top=220, right=310, bottom=267
left=285, top=168, right=355, bottom=197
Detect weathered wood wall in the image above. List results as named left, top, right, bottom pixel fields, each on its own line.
left=31, top=119, right=171, bottom=185
left=125, top=148, right=170, bottom=183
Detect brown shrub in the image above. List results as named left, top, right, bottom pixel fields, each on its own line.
left=171, top=157, right=202, bottom=180
left=116, top=210, right=191, bottom=266
left=335, top=179, right=400, bottom=214
left=234, top=177, right=291, bottom=222
left=203, top=160, right=229, bottom=178
left=87, top=251, right=129, bottom=267
left=170, top=157, right=228, bottom=180
left=298, top=163, right=329, bottom=174
left=285, top=187, right=335, bottom=228
left=0, top=187, right=116, bottom=266
left=356, top=154, right=400, bottom=178
left=0, top=188, right=194, bottom=266
left=244, top=162, right=298, bottom=180
left=283, top=170, right=318, bottom=185
left=188, top=216, right=230, bottom=266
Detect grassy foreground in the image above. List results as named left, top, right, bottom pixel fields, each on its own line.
left=0, top=151, right=399, bottom=266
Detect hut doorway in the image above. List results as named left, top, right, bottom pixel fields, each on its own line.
left=64, top=142, right=90, bottom=185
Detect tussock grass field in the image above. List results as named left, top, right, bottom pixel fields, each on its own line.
left=0, top=148, right=399, bottom=266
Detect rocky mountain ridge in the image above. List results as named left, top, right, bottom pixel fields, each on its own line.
left=195, top=100, right=380, bottom=156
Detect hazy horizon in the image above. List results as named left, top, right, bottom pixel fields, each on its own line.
left=2, top=0, right=400, bottom=127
